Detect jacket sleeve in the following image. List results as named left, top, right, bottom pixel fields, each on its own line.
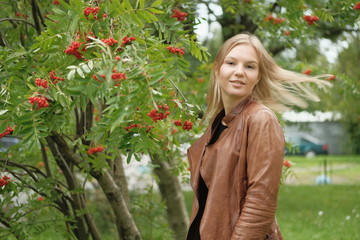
left=231, top=110, right=284, bottom=240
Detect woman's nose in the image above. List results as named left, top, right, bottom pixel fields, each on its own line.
left=234, top=65, right=244, bottom=76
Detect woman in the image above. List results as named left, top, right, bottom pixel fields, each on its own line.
left=186, top=33, right=329, bottom=240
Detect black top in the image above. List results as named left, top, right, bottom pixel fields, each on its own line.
left=186, top=120, right=228, bottom=240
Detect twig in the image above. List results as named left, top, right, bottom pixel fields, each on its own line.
left=0, top=18, right=36, bottom=29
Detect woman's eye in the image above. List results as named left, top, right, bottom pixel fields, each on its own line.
left=225, top=61, right=234, bottom=65
left=246, top=65, right=255, bottom=69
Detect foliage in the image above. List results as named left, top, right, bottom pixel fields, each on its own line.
left=0, top=0, right=208, bottom=239
left=1, top=0, right=360, bottom=238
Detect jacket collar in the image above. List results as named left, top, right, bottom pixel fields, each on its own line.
left=221, top=95, right=253, bottom=126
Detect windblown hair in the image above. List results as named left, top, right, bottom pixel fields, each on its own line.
left=205, top=33, right=331, bottom=121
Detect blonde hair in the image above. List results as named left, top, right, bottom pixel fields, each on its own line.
left=205, top=33, right=331, bottom=121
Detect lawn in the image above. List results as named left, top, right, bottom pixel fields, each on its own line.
left=277, top=185, right=360, bottom=240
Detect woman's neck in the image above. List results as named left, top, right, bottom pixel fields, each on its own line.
left=223, top=95, right=249, bottom=115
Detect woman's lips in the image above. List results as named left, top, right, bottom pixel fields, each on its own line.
left=229, top=80, right=245, bottom=86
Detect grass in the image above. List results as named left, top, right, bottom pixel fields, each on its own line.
left=277, top=185, right=360, bottom=240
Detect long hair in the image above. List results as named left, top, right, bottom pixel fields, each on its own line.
left=205, top=33, right=331, bottom=121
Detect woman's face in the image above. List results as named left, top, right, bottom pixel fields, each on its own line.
left=217, top=44, right=260, bottom=106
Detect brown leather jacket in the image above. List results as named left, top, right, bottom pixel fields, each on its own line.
left=187, top=97, right=284, bottom=240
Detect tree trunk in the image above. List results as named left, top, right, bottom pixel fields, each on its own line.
left=150, top=153, right=189, bottom=240
left=112, top=155, right=130, bottom=207
left=48, top=134, right=141, bottom=240
left=90, top=169, right=141, bottom=240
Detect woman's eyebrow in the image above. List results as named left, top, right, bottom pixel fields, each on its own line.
left=224, top=56, right=258, bottom=64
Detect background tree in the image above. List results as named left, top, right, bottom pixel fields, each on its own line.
left=0, top=0, right=208, bottom=239
left=1, top=0, right=360, bottom=240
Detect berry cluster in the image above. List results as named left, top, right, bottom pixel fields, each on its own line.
left=93, top=74, right=106, bottom=83
left=182, top=120, right=193, bottom=130
left=173, top=120, right=193, bottom=131
left=0, top=126, right=15, bottom=139
left=326, top=75, right=336, bottom=81
left=173, top=120, right=182, bottom=126
left=64, top=41, right=85, bottom=59
left=16, top=12, right=28, bottom=19
left=49, top=70, right=64, bottom=84
left=148, top=104, right=170, bottom=123
left=355, top=3, right=360, bottom=9
left=166, top=46, right=185, bottom=55
left=171, top=9, right=187, bottom=21
left=283, top=160, right=292, bottom=168
left=37, top=196, right=45, bottom=201
left=303, top=15, right=319, bottom=25
left=102, top=37, right=118, bottom=46
left=283, top=31, right=291, bottom=36
left=35, top=78, right=48, bottom=88
left=303, top=69, right=312, bottom=75
left=111, top=71, right=127, bottom=86
left=87, top=146, right=104, bottom=155
left=121, top=36, right=136, bottom=47
left=125, top=124, right=154, bottom=133
left=265, top=15, right=285, bottom=24
left=0, top=175, right=11, bottom=187
left=84, top=7, right=100, bottom=19
left=29, top=96, right=49, bottom=110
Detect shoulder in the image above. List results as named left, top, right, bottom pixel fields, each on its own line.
left=187, top=126, right=210, bottom=156
left=244, top=101, right=280, bottom=126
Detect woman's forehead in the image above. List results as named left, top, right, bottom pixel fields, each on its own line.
left=224, top=44, right=259, bottom=62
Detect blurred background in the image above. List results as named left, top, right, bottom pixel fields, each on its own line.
left=1, top=0, right=359, bottom=240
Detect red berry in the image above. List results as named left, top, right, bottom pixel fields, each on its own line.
left=87, top=146, right=104, bottom=154
left=171, top=9, right=187, bottom=21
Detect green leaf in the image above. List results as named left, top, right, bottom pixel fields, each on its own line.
left=0, top=121, right=7, bottom=133
left=151, top=0, right=162, bottom=7
left=126, top=152, right=133, bottom=164
left=149, top=8, right=164, bottom=14
left=137, top=10, right=151, bottom=23
left=139, top=0, right=145, bottom=9
left=52, top=8, right=66, bottom=16
left=138, top=10, right=158, bottom=22
left=132, top=12, right=145, bottom=27
left=123, top=0, right=133, bottom=10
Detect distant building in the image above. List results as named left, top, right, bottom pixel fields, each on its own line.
left=282, top=111, right=346, bottom=155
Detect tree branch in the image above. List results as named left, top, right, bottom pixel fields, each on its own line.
left=0, top=18, right=36, bottom=29
left=40, top=140, right=52, bottom=177
left=30, top=0, right=41, bottom=34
